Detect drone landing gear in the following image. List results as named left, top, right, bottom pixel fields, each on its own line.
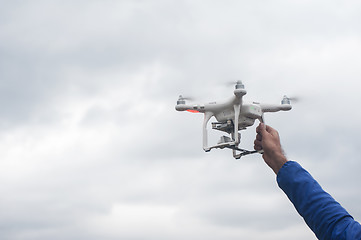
left=232, top=149, right=258, bottom=159
left=206, top=136, right=258, bottom=159
left=207, top=120, right=259, bottom=159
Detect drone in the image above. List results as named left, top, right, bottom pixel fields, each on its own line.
left=175, top=81, right=292, bottom=159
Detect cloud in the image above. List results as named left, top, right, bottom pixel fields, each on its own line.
left=1, top=1, right=361, bottom=240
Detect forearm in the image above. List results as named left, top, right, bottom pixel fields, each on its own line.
left=265, top=152, right=287, bottom=174
left=277, top=161, right=360, bottom=240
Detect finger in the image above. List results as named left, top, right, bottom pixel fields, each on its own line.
left=256, top=124, right=260, bottom=134
left=254, top=143, right=262, bottom=151
left=254, top=139, right=262, bottom=148
left=256, top=123, right=264, bottom=134
left=257, top=123, right=270, bottom=139
left=256, top=133, right=262, bottom=141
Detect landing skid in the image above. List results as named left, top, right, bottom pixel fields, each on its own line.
left=206, top=138, right=260, bottom=159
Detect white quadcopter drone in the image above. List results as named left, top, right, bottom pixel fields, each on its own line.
left=175, top=81, right=292, bottom=159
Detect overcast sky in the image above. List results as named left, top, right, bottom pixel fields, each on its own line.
left=1, top=0, right=361, bottom=239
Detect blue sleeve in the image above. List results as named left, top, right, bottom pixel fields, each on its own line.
left=277, top=161, right=361, bottom=240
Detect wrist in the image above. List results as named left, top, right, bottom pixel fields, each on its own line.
left=273, top=153, right=288, bottom=174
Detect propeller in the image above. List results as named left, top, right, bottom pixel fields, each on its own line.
left=225, top=80, right=244, bottom=87
left=282, top=95, right=300, bottom=104
left=288, top=97, right=300, bottom=102
left=178, top=95, right=194, bottom=101
left=177, top=95, right=195, bottom=105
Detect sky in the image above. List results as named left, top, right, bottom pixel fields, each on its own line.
left=1, top=0, right=361, bottom=239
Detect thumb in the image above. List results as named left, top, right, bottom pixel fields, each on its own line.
left=264, top=124, right=278, bottom=137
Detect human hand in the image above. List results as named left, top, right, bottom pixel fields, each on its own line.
left=254, top=123, right=288, bottom=174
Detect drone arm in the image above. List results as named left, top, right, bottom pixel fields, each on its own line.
left=202, top=112, right=213, bottom=152
left=260, top=104, right=292, bottom=113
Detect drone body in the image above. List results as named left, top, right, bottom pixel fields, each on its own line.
left=175, top=81, right=292, bottom=159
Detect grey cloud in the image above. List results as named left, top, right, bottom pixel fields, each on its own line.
left=1, top=1, right=361, bottom=240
